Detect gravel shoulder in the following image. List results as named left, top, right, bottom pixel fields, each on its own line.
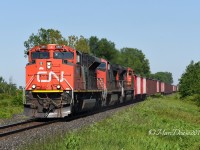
left=0, top=113, right=30, bottom=127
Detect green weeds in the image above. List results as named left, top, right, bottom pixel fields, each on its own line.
left=0, top=98, right=23, bottom=118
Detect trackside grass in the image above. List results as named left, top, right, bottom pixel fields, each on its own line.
left=0, top=99, right=23, bottom=119
left=22, top=94, right=200, bottom=150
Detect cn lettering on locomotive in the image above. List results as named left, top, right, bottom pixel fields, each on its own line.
left=37, top=71, right=64, bottom=83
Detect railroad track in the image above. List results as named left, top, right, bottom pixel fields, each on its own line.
left=0, top=100, right=137, bottom=139
left=0, top=118, right=60, bottom=138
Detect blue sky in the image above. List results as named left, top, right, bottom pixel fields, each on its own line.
left=0, top=0, right=200, bottom=86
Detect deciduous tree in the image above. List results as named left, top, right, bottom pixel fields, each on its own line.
left=150, top=72, right=173, bottom=84
left=75, top=36, right=90, bottom=53
left=89, top=36, right=118, bottom=62
left=24, top=28, right=68, bottom=55
left=118, top=48, right=151, bottom=77
left=179, top=61, right=200, bottom=98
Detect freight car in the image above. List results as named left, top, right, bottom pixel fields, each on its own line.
left=134, top=75, right=146, bottom=100
left=24, top=44, right=177, bottom=118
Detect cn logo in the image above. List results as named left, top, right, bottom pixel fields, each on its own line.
left=37, top=71, right=64, bottom=82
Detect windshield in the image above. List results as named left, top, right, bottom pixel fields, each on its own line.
left=97, top=62, right=106, bottom=70
left=54, top=52, right=74, bottom=59
left=31, top=52, right=50, bottom=59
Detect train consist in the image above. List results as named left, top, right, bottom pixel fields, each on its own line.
left=24, top=44, right=177, bottom=118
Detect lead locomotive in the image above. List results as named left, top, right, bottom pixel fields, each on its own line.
left=24, top=44, right=135, bottom=118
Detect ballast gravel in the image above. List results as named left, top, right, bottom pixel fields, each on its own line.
left=0, top=103, right=135, bottom=150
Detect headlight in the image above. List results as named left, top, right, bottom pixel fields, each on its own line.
left=56, top=45, right=62, bottom=49
left=57, top=85, right=61, bottom=89
left=40, top=45, right=47, bottom=49
left=32, top=84, right=36, bottom=89
left=47, top=61, right=51, bottom=69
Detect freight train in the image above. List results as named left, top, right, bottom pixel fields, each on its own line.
left=24, top=44, right=177, bottom=118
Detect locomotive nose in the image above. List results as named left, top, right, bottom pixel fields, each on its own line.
left=33, top=59, right=65, bottom=90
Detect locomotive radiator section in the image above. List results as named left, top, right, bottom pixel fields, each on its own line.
left=24, top=91, right=73, bottom=118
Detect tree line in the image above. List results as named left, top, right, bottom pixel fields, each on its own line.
left=24, top=28, right=173, bottom=84
left=0, top=77, right=17, bottom=97
left=179, top=61, right=200, bottom=104
left=0, top=76, right=22, bottom=105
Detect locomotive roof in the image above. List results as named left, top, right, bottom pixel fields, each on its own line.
left=28, top=44, right=75, bottom=52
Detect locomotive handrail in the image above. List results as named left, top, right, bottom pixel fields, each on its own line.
left=97, top=78, right=107, bottom=99
left=97, top=78, right=104, bottom=89
left=24, top=75, right=35, bottom=104
left=119, top=80, right=125, bottom=97
left=23, top=88, right=26, bottom=104
left=63, top=78, right=74, bottom=104
left=25, top=75, right=34, bottom=89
